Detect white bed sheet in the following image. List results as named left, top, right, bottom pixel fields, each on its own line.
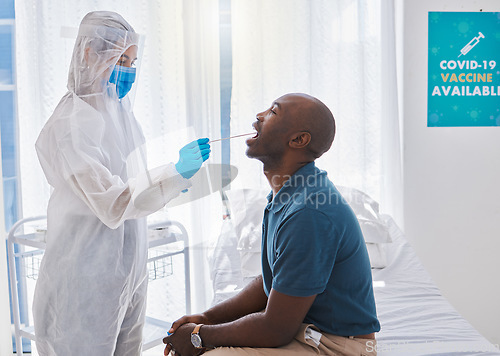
left=373, top=216, right=500, bottom=356
left=209, top=215, right=500, bottom=356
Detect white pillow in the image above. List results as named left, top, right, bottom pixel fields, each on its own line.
left=365, top=243, right=388, bottom=269
left=225, top=189, right=269, bottom=278
left=225, top=189, right=269, bottom=251
left=336, top=186, right=392, bottom=268
left=336, top=186, right=392, bottom=244
left=224, top=186, right=392, bottom=272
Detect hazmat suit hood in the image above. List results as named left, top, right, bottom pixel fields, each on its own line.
left=68, top=11, right=140, bottom=98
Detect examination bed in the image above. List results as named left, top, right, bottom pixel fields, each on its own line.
left=209, top=187, right=500, bottom=356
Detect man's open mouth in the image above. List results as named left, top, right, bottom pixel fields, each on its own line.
left=252, top=123, right=260, bottom=138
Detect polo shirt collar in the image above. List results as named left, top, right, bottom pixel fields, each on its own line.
left=266, top=161, right=317, bottom=213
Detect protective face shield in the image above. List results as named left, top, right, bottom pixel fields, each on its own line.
left=63, top=11, right=148, bottom=182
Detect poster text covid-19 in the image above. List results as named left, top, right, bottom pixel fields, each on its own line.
left=428, top=12, right=500, bottom=127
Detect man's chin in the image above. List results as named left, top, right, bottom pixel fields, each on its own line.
left=245, top=147, right=255, bottom=158
left=245, top=147, right=261, bottom=161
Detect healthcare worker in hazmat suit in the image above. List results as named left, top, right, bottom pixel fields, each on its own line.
left=33, top=11, right=209, bottom=356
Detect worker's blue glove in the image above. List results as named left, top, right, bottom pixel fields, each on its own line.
left=175, top=138, right=211, bottom=179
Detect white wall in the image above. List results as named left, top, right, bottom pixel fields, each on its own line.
left=403, top=0, right=500, bottom=345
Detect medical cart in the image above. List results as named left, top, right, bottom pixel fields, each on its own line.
left=7, top=216, right=191, bottom=354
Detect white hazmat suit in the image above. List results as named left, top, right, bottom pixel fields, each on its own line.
left=33, top=11, right=193, bottom=356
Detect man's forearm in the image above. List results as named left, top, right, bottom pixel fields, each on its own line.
left=205, top=275, right=268, bottom=325
left=200, top=310, right=291, bottom=348
left=164, top=286, right=316, bottom=354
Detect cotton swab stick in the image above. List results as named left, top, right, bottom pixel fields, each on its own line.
left=209, top=132, right=255, bottom=143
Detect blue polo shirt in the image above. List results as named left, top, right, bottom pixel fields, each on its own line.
left=261, top=162, right=380, bottom=336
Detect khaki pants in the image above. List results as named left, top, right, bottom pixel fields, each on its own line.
left=205, top=324, right=377, bottom=356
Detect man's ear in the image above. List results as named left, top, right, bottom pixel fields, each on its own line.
left=289, top=132, right=311, bottom=149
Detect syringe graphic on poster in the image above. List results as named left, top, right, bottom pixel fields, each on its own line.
left=458, top=32, right=485, bottom=57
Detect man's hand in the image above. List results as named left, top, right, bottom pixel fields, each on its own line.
left=163, top=323, right=203, bottom=356
left=168, top=313, right=210, bottom=335
left=163, top=276, right=270, bottom=353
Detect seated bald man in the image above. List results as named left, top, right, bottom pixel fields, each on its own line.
left=163, top=93, right=380, bottom=356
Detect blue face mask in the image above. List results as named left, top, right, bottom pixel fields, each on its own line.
left=109, top=65, right=136, bottom=99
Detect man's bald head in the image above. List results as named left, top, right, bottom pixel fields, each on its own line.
left=279, top=93, right=336, bottom=159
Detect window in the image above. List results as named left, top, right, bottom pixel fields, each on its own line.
left=0, top=0, right=19, bottom=231
left=1, top=1, right=29, bottom=352
left=219, top=0, right=232, bottom=187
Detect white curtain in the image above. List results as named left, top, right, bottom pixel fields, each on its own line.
left=230, top=0, right=403, bottom=226
left=15, top=0, right=221, bottom=312
left=14, top=0, right=403, bottom=316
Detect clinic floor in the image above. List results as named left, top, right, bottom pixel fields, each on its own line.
left=28, top=344, right=166, bottom=355
left=28, top=343, right=166, bottom=355
left=22, top=253, right=187, bottom=356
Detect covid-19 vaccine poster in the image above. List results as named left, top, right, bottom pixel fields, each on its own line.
left=428, top=12, right=500, bottom=127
